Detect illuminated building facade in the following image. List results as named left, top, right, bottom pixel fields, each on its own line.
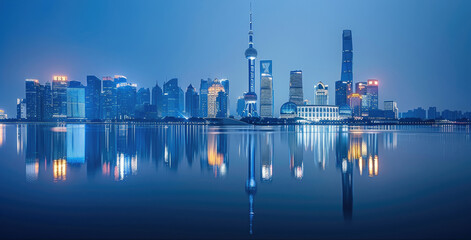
left=366, top=79, right=379, bottom=111
left=17, top=98, right=26, bottom=120
left=348, top=93, right=362, bottom=117
left=384, top=101, right=398, bottom=119
left=314, top=82, right=328, bottom=105
left=220, top=79, right=230, bottom=116
left=335, top=80, right=348, bottom=106
left=336, top=30, right=354, bottom=107
left=243, top=7, right=258, bottom=117
left=199, top=78, right=209, bottom=118
left=289, top=70, right=303, bottom=105
left=216, top=91, right=228, bottom=118
left=102, top=76, right=117, bottom=120
left=117, top=83, right=137, bottom=120
left=185, top=84, right=199, bottom=118
left=236, top=96, right=245, bottom=117
left=208, top=79, right=225, bottom=118
left=152, top=83, right=163, bottom=117
left=25, top=79, right=40, bottom=120
left=163, top=78, right=184, bottom=118
left=85, top=75, right=101, bottom=120
left=260, top=60, right=273, bottom=118
left=66, top=81, right=86, bottom=119
left=52, top=75, right=69, bottom=119
left=280, top=102, right=297, bottom=119
left=297, top=105, right=340, bottom=122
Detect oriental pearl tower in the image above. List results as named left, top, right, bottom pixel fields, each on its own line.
left=243, top=4, right=258, bottom=117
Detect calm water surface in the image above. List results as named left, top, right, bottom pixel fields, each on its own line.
left=0, top=124, right=470, bottom=239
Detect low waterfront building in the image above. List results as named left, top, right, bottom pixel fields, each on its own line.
left=297, top=105, right=339, bottom=122
left=280, top=102, right=297, bottom=119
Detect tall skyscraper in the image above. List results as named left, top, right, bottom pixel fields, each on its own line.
left=336, top=30, right=354, bottom=107
left=289, top=70, right=303, bottom=105
left=314, top=81, right=328, bottom=105
left=185, top=84, right=199, bottom=118
left=17, top=98, right=26, bottom=120
left=355, top=82, right=367, bottom=115
left=335, top=80, right=348, bottom=106
left=341, top=30, right=353, bottom=95
left=67, top=81, right=86, bottom=119
left=43, top=82, right=53, bottom=121
left=152, top=83, right=163, bottom=117
left=199, top=79, right=209, bottom=118
left=163, top=78, right=183, bottom=118
left=25, top=79, right=40, bottom=120
left=220, top=79, right=230, bottom=116
left=52, top=75, right=68, bottom=119
left=243, top=6, right=258, bottom=117
left=260, top=60, right=273, bottom=118
left=85, top=75, right=101, bottom=120
left=137, top=88, right=150, bottom=105
left=384, top=101, right=398, bottom=119
left=366, top=79, right=379, bottom=110
left=208, top=78, right=224, bottom=118
left=348, top=93, right=362, bottom=117
left=208, top=79, right=225, bottom=118
left=102, top=76, right=117, bottom=120
left=237, top=96, right=245, bottom=117
left=216, top=91, right=228, bottom=118
left=428, top=107, right=438, bottom=120
left=117, top=83, right=137, bottom=120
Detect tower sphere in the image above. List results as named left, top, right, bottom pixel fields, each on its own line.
left=245, top=47, right=257, bottom=60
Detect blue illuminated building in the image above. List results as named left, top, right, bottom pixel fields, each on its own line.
left=85, top=75, right=101, bottom=120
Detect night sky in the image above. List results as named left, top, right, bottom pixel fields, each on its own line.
left=1, top=0, right=470, bottom=116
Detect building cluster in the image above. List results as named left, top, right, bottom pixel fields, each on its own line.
left=17, top=75, right=230, bottom=121
left=236, top=9, right=398, bottom=123
left=400, top=107, right=471, bottom=121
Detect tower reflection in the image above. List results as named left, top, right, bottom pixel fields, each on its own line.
left=245, top=131, right=256, bottom=235
left=260, top=131, right=273, bottom=182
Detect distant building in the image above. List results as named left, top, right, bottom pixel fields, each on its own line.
left=341, top=30, right=353, bottom=95
left=356, top=82, right=368, bottom=115
left=85, top=75, right=101, bottom=120
left=25, top=79, right=40, bottom=120
left=52, top=75, right=68, bottom=119
left=163, top=78, right=183, bottom=118
left=199, top=78, right=209, bottom=118
left=236, top=96, right=245, bottom=117
left=43, top=82, right=53, bottom=121
left=67, top=81, right=86, bottom=119
left=114, top=75, right=127, bottom=84
left=208, top=79, right=225, bottom=118
left=185, top=84, right=199, bottom=118
left=297, top=105, right=339, bottom=122
left=347, top=93, right=362, bottom=117
left=216, top=91, right=228, bottom=118
left=401, top=107, right=426, bottom=120
left=335, top=80, right=348, bottom=107
left=137, top=88, right=150, bottom=105
left=428, top=107, right=438, bottom=120
left=0, top=110, right=6, bottom=120
left=116, top=83, right=137, bottom=120
left=220, top=79, right=230, bottom=116
left=442, top=109, right=462, bottom=121
left=314, top=82, right=328, bottom=105
left=152, top=83, right=163, bottom=117
left=384, top=101, right=398, bottom=119
left=280, top=102, right=297, bottom=119
left=260, top=60, right=273, bottom=118
left=102, top=76, right=117, bottom=120
left=289, top=70, right=303, bottom=105
left=16, top=98, right=26, bottom=120
left=366, top=79, right=379, bottom=111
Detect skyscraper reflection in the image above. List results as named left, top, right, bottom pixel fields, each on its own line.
left=337, top=128, right=352, bottom=221
left=205, top=128, right=228, bottom=177
left=288, top=126, right=304, bottom=180
left=245, top=131, right=256, bottom=235
left=260, top=132, right=273, bottom=182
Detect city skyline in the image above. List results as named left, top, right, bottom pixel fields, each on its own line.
left=1, top=0, right=471, bottom=116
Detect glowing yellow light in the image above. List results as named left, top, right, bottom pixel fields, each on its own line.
left=374, top=155, right=378, bottom=176
left=368, top=156, right=373, bottom=177
left=53, top=75, right=68, bottom=81
left=53, top=159, right=67, bottom=181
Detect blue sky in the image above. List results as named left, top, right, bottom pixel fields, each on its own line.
left=0, top=0, right=470, bottom=116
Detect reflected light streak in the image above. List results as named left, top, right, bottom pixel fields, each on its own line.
left=53, top=159, right=67, bottom=181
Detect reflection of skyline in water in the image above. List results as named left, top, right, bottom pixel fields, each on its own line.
left=16, top=124, right=386, bottom=230
left=17, top=125, right=383, bottom=182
